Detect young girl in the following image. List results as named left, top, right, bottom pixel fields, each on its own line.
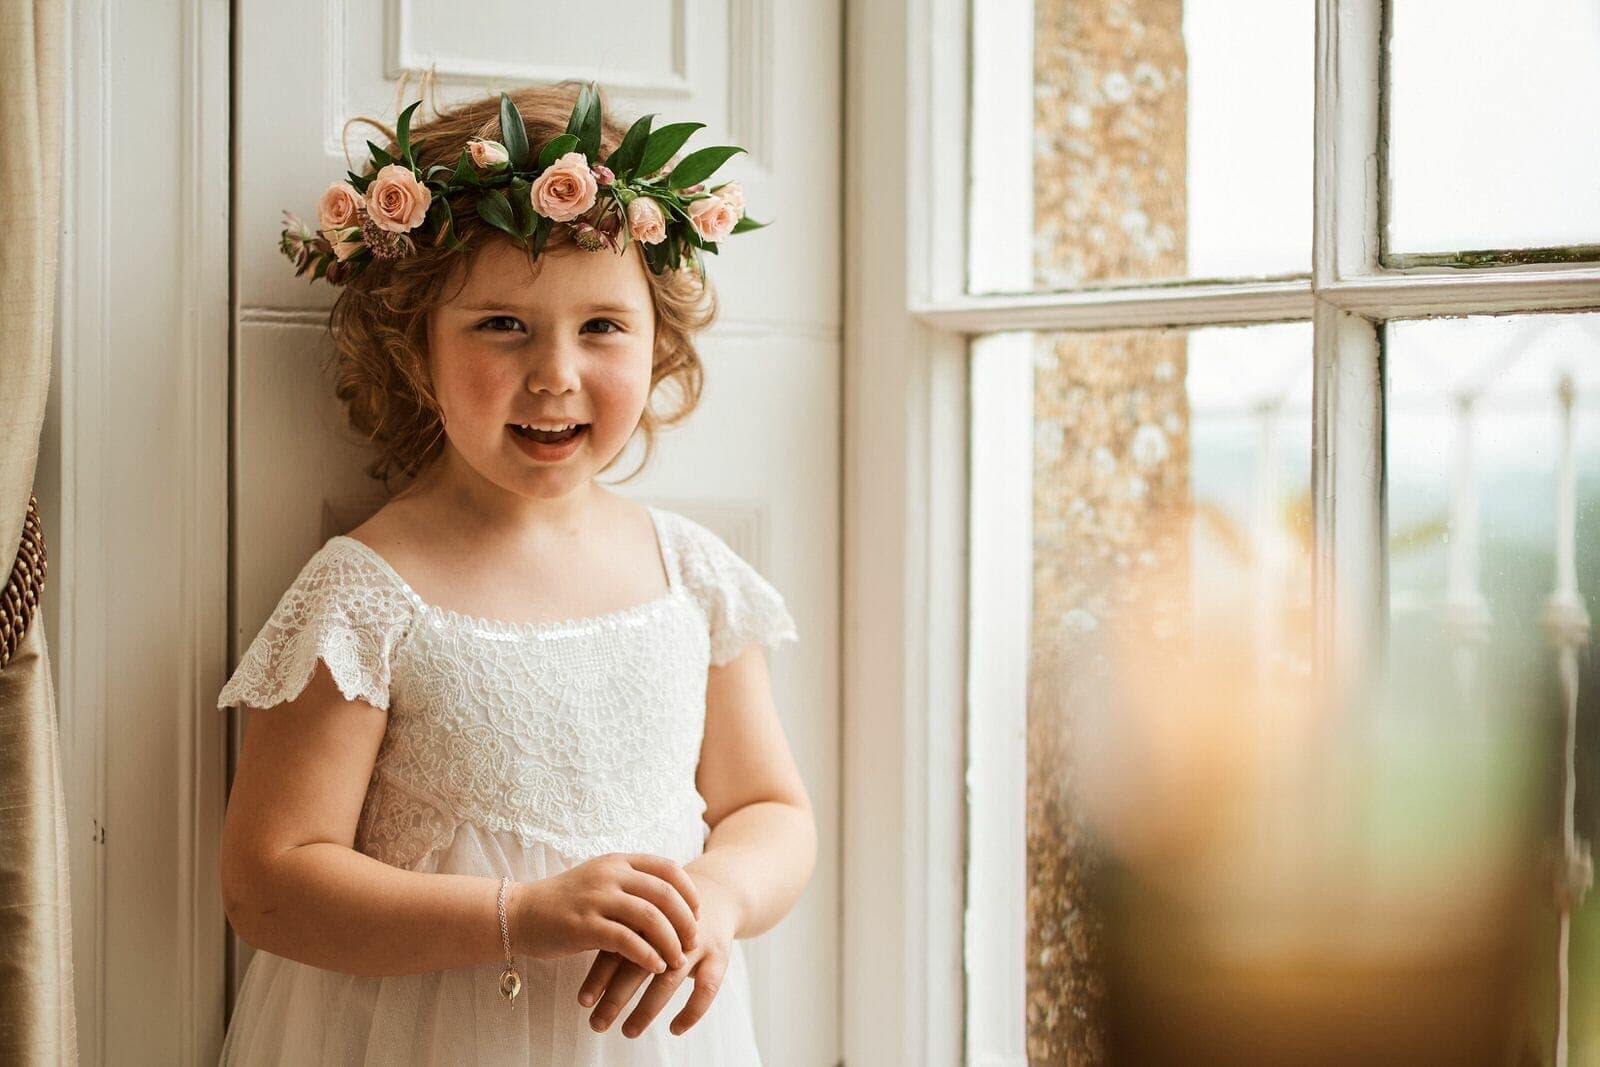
left=216, top=82, right=815, bottom=1065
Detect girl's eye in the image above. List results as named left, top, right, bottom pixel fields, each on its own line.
left=582, top=318, right=622, bottom=335
left=479, top=316, right=523, bottom=333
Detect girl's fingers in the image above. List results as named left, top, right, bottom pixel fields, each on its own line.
left=627, top=854, right=702, bottom=920
left=578, top=951, right=623, bottom=1008
left=612, top=894, right=686, bottom=968
left=589, top=959, right=651, bottom=1034
left=668, top=953, right=728, bottom=1037
left=624, top=871, right=699, bottom=952
left=620, top=961, right=693, bottom=1039
left=603, top=921, right=667, bottom=975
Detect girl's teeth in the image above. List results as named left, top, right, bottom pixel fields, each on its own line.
left=513, top=423, right=584, bottom=444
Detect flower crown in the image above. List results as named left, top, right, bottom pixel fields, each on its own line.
left=279, top=84, right=765, bottom=286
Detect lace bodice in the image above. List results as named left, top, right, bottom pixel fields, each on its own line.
left=217, top=506, right=798, bottom=867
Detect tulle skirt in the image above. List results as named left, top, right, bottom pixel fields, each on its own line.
left=219, top=817, right=762, bottom=1066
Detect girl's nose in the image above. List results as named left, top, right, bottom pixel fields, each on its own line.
left=525, top=342, right=582, bottom=395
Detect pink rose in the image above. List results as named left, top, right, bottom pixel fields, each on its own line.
left=687, top=195, right=739, bottom=242
left=320, top=225, right=365, bottom=261
left=467, top=139, right=510, bottom=170
left=364, top=163, right=432, bottom=233
left=714, top=180, right=746, bottom=216
left=530, top=151, right=598, bottom=222
left=627, top=197, right=667, bottom=245
left=317, top=182, right=363, bottom=229
left=592, top=164, right=615, bottom=187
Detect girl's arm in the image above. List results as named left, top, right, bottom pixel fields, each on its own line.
left=685, top=641, right=817, bottom=939
left=220, top=661, right=698, bottom=978
left=579, top=641, right=816, bottom=1037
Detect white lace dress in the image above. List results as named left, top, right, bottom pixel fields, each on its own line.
left=215, top=506, right=798, bottom=1066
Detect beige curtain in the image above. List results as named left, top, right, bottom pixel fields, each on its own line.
left=0, top=1, right=77, bottom=1063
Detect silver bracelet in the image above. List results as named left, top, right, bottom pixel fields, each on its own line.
left=497, top=876, right=522, bottom=1003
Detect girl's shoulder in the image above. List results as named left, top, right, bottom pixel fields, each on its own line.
left=292, top=531, right=424, bottom=614
left=215, top=534, right=420, bottom=711
left=646, top=505, right=800, bottom=667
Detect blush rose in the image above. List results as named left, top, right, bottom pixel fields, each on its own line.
left=316, top=182, right=363, bottom=229
left=530, top=151, right=599, bottom=222
left=467, top=138, right=510, bottom=170
left=365, top=163, right=432, bottom=233
left=687, top=195, right=739, bottom=243
left=627, top=197, right=668, bottom=245
left=713, top=180, right=746, bottom=216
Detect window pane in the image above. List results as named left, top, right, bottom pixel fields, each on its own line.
left=1016, top=323, right=1318, bottom=1060
left=1387, top=0, right=1600, bottom=257
left=970, top=0, right=1312, bottom=293
left=1387, top=314, right=1600, bottom=1059
left=979, top=320, right=1552, bottom=1063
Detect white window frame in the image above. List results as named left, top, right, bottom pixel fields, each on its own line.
left=841, top=0, right=1600, bottom=1064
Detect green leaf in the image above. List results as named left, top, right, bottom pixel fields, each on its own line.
left=476, top=188, right=521, bottom=240
left=536, top=133, right=580, bottom=171
left=508, top=177, right=536, bottom=236
left=605, top=113, right=655, bottom=177
left=499, top=92, right=531, bottom=170
left=654, top=193, right=694, bottom=225
left=667, top=146, right=745, bottom=189
left=565, top=82, right=592, bottom=139
left=636, top=123, right=704, bottom=179
left=367, top=140, right=396, bottom=168
left=730, top=215, right=767, bottom=234
left=451, top=148, right=478, bottom=186
left=347, top=171, right=372, bottom=194
left=576, top=82, right=603, bottom=162
left=395, top=100, right=422, bottom=168
left=531, top=216, right=553, bottom=257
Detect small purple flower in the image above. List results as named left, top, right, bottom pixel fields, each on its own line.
left=591, top=164, right=615, bottom=187
left=572, top=222, right=607, bottom=252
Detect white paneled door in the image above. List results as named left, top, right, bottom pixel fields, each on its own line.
left=231, top=2, right=841, bottom=1064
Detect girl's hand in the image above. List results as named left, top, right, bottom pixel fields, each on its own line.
left=577, top=870, right=742, bottom=1039
left=512, top=853, right=701, bottom=976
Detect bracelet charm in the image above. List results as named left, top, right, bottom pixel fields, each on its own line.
left=497, top=876, right=521, bottom=1004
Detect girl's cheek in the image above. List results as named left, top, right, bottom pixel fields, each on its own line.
left=450, top=353, right=522, bottom=411
left=594, top=349, right=654, bottom=404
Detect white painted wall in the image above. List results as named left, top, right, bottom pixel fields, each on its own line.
left=40, top=0, right=839, bottom=1063
left=40, top=1, right=232, bottom=1063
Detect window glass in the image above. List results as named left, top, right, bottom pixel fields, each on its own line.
left=1387, top=0, right=1600, bottom=257
left=1021, top=323, right=1317, bottom=1060
left=1387, top=313, right=1600, bottom=1054
left=970, top=0, right=1312, bottom=293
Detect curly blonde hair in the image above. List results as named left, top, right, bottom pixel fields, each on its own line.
left=326, top=80, right=716, bottom=485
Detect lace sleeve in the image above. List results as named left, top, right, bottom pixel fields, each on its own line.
left=674, top=515, right=799, bottom=667
left=216, top=541, right=415, bottom=711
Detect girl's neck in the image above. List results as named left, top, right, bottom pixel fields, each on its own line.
left=397, top=448, right=605, bottom=542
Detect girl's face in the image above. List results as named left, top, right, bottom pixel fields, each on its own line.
left=425, top=238, right=657, bottom=505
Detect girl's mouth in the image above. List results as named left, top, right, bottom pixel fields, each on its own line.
left=509, top=423, right=587, bottom=444
left=508, top=422, right=590, bottom=461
